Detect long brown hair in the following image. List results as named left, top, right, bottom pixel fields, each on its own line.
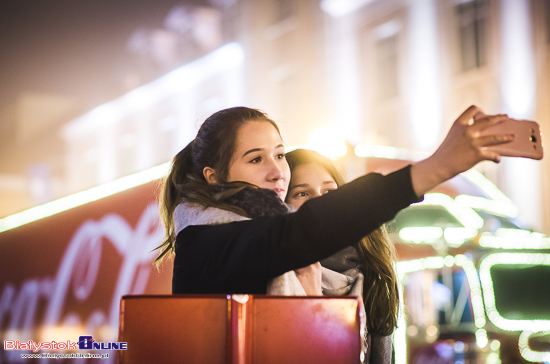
left=285, top=149, right=399, bottom=336
left=155, top=107, right=280, bottom=264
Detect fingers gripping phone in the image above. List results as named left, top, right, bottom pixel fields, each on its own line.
left=480, top=118, right=544, bottom=160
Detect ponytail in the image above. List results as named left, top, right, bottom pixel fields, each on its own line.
left=155, top=143, right=194, bottom=264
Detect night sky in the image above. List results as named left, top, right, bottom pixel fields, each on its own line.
left=0, top=0, right=206, bottom=112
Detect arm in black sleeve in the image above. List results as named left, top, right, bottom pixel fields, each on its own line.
left=173, top=165, right=422, bottom=294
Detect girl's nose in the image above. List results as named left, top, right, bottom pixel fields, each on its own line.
left=267, top=160, right=284, bottom=181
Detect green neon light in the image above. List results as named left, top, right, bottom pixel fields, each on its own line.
left=396, top=193, right=484, bottom=247
left=421, top=193, right=484, bottom=229
left=479, top=229, right=550, bottom=250
left=461, top=169, right=517, bottom=208
left=518, top=330, right=550, bottom=362
left=475, top=328, right=489, bottom=348
left=455, top=257, right=486, bottom=329
left=399, top=227, right=442, bottom=244
left=444, top=227, right=478, bottom=247
left=455, top=194, right=518, bottom=218
left=396, top=256, right=446, bottom=278
left=479, top=253, right=550, bottom=332
left=0, top=162, right=170, bottom=234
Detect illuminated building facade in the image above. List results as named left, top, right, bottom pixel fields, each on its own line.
left=52, top=0, right=550, bottom=232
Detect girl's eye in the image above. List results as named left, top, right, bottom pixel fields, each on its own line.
left=294, top=191, right=308, bottom=198
left=323, top=188, right=336, bottom=194
left=276, top=153, right=285, bottom=160
left=249, top=157, right=262, bottom=164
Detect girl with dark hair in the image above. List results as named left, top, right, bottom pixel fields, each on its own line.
left=285, top=148, right=397, bottom=363
left=155, top=105, right=512, bottom=299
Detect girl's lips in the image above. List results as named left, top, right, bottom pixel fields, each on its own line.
left=273, top=188, right=285, bottom=196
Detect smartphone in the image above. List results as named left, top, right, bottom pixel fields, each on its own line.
left=480, top=118, right=543, bottom=160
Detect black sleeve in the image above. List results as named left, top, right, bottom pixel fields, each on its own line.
left=172, top=165, right=422, bottom=294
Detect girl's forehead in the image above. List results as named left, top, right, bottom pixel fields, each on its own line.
left=234, top=121, right=282, bottom=149
left=291, top=163, right=335, bottom=183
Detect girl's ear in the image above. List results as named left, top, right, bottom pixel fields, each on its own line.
left=203, top=167, right=218, bottom=184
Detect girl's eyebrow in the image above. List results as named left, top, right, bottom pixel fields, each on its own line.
left=290, top=180, right=336, bottom=191
left=242, top=148, right=262, bottom=157
left=289, top=183, right=309, bottom=191
left=242, top=144, right=284, bottom=158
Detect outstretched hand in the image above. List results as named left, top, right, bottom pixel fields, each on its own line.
left=411, top=105, right=514, bottom=197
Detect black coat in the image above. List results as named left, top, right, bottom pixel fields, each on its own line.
left=172, top=165, right=421, bottom=294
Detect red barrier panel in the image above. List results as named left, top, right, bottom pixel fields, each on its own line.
left=118, top=295, right=364, bottom=364
left=119, top=295, right=229, bottom=364
left=248, top=296, right=363, bottom=364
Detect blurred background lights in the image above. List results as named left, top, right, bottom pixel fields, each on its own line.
left=354, top=145, right=400, bottom=159
left=434, top=342, right=453, bottom=358
left=479, top=229, right=550, bottom=250
left=431, top=281, right=452, bottom=309
left=518, top=331, right=550, bottom=363
left=308, top=128, right=348, bottom=158
left=455, top=195, right=518, bottom=219
left=422, top=193, right=484, bottom=229
left=500, top=0, right=536, bottom=119
left=480, top=253, right=550, bottom=332
left=426, top=324, right=438, bottom=342
left=486, top=352, right=501, bottom=364
left=458, top=259, right=486, bottom=329
left=454, top=341, right=465, bottom=353
left=320, top=0, right=375, bottom=17
left=460, top=170, right=517, bottom=208
left=406, top=325, right=418, bottom=337
left=443, top=227, right=478, bottom=247
left=476, top=329, right=488, bottom=348
left=399, top=227, right=442, bottom=244
left=407, top=0, right=442, bottom=151
left=354, top=145, right=429, bottom=161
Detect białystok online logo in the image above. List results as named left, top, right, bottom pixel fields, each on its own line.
left=4, top=336, right=127, bottom=352
left=77, top=336, right=127, bottom=350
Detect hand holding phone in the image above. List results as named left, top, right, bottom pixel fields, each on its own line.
left=479, top=118, right=543, bottom=160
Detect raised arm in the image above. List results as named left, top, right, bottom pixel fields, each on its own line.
left=411, top=106, right=513, bottom=196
